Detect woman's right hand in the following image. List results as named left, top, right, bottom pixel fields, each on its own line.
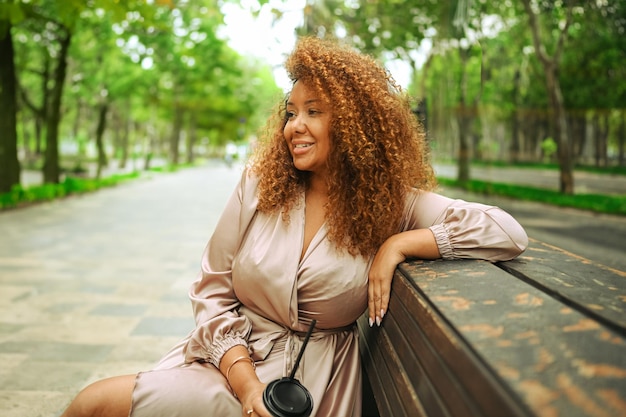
left=220, top=346, right=272, bottom=417
left=239, top=380, right=271, bottom=417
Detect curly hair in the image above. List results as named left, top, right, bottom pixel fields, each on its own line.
left=251, top=36, right=436, bottom=257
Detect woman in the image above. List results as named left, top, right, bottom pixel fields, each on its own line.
left=62, top=37, right=527, bottom=417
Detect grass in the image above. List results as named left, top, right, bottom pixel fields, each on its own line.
left=468, top=160, right=626, bottom=176
left=0, top=171, right=141, bottom=210
left=437, top=177, right=626, bottom=216
left=0, top=162, right=200, bottom=211
left=2, top=162, right=624, bottom=216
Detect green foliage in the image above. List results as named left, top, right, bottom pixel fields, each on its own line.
left=0, top=172, right=139, bottom=210
left=437, top=177, right=626, bottom=216
left=280, top=0, right=625, bottom=172
left=7, top=0, right=625, bottom=195
left=540, top=137, right=558, bottom=162
left=9, top=0, right=281, bottom=181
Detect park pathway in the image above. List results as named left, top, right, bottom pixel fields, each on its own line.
left=0, top=162, right=243, bottom=417
left=1, top=161, right=625, bottom=417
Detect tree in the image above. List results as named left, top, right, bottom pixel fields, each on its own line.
left=558, top=1, right=626, bottom=167
left=291, top=1, right=485, bottom=180
left=520, top=0, right=574, bottom=193
left=42, top=23, right=71, bottom=184
left=0, top=4, right=21, bottom=193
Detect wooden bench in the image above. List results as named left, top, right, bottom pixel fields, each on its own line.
left=358, top=238, right=626, bottom=417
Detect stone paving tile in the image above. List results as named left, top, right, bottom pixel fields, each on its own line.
left=131, top=317, right=195, bottom=337
left=0, top=163, right=243, bottom=417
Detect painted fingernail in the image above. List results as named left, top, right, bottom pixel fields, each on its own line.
left=368, top=317, right=374, bottom=327
left=380, top=309, right=385, bottom=319
left=376, top=316, right=381, bottom=326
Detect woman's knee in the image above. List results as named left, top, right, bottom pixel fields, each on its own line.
left=62, top=374, right=136, bottom=417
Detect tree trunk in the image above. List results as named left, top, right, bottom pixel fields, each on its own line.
left=118, top=104, right=131, bottom=170
left=95, top=101, right=109, bottom=179
left=0, top=21, right=21, bottom=193
left=37, top=52, right=51, bottom=155
left=143, top=121, right=154, bottom=171
left=19, top=49, right=50, bottom=156
left=114, top=105, right=132, bottom=169
left=456, top=47, right=472, bottom=183
left=543, top=63, right=574, bottom=192
left=592, top=111, right=609, bottom=168
left=568, top=110, right=585, bottom=162
left=522, top=0, right=574, bottom=194
left=21, top=111, right=33, bottom=163
left=457, top=110, right=471, bottom=182
left=186, top=112, right=197, bottom=164
left=169, top=105, right=184, bottom=165
left=510, top=70, right=521, bottom=163
left=72, top=97, right=86, bottom=172
left=618, top=110, right=625, bottom=167
left=43, top=30, right=71, bottom=184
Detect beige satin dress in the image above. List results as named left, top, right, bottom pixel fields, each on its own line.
left=130, top=169, right=528, bottom=417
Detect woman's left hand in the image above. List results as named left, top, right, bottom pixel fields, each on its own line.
left=367, top=235, right=406, bottom=327
left=368, top=229, right=440, bottom=326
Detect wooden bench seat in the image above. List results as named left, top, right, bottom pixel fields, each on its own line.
left=359, top=239, right=626, bottom=417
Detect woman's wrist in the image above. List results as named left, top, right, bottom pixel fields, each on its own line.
left=220, top=346, right=259, bottom=398
left=225, top=355, right=256, bottom=385
left=389, top=229, right=440, bottom=260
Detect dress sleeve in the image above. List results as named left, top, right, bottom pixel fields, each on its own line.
left=182, top=169, right=259, bottom=367
left=401, top=189, right=528, bottom=262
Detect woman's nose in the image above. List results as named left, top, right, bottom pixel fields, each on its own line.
left=292, top=114, right=306, bottom=133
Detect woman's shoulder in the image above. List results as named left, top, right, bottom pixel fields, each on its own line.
left=235, top=165, right=261, bottom=205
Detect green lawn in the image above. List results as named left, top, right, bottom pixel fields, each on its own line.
left=437, top=177, right=626, bottom=216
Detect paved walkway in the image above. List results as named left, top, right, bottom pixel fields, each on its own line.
left=22, top=162, right=626, bottom=195
left=0, top=162, right=243, bottom=417
left=2, top=161, right=624, bottom=417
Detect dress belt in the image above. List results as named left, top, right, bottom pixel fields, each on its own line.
left=249, top=322, right=355, bottom=380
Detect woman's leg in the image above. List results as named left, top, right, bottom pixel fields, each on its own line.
left=61, top=374, right=136, bottom=417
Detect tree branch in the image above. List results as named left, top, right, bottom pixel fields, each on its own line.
left=18, top=84, right=42, bottom=117
left=521, top=0, right=551, bottom=66
left=554, top=3, right=573, bottom=62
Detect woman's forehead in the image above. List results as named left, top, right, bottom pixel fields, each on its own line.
left=287, top=80, right=329, bottom=104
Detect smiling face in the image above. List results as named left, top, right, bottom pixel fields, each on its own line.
left=283, top=80, right=332, bottom=180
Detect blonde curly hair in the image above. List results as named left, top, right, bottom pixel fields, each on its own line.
left=251, top=36, right=436, bottom=257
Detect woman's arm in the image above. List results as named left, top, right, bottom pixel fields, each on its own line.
left=367, top=190, right=528, bottom=326
left=219, top=346, right=270, bottom=417
left=182, top=170, right=262, bottom=366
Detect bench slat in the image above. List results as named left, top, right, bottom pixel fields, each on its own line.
left=496, top=239, right=626, bottom=332
left=392, top=271, right=530, bottom=416
left=359, top=314, right=425, bottom=416
left=360, top=241, right=626, bottom=416
left=398, top=257, right=626, bottom=417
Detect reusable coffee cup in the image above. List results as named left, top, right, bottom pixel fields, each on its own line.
left=262, top=376, right=313, bottom=417
left=262, top=320, right=316, bottom=417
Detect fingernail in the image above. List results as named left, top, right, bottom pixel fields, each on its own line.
left=380, top=309, right=385, bottom=319
left=368, top=317, right=374, bottom=327
left=376, top=316, right=381, bottom=326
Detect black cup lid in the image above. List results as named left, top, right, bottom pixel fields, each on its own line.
left=263, top=377, right=313, bottom=417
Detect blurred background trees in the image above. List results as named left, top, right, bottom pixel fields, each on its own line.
left=298, top=0, right=626, bottom=194
left=0, top=0, right=281, bottom=193
left=1, top=0, right=624, bottom=196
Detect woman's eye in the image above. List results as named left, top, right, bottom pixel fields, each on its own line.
left=286, top=111, right=296, bottom=119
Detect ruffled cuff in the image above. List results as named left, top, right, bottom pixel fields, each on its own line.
left=204, top=332, right=249, bottom=368
left=429, top=223, right=455, bottom=259
left=184, top=331, right=249, bottom=368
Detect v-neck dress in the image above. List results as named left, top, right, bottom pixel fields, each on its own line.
left=130, top=169, right=528, bottom=417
